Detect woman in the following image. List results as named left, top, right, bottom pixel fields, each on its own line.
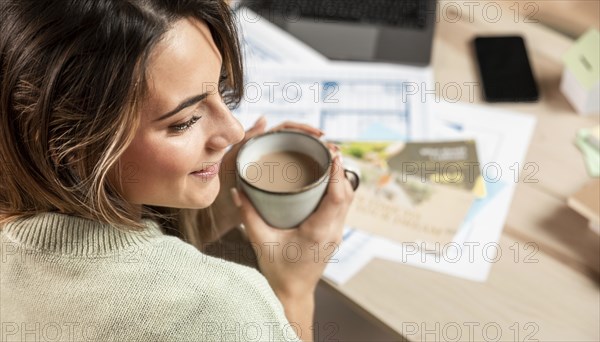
left=0, top=0, right=354, bottom=341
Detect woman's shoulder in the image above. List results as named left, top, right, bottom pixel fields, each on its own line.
left=132, top=235, right=299, bottom=341
left=1, top=214, right=299, bottom=341
left=150, top=234, right=271, bottom=296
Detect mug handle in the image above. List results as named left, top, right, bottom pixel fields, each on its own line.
left=344, top=169, right=360, bottom=191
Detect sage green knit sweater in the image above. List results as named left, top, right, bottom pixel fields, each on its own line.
left=0, top=213, right=300, bottom=342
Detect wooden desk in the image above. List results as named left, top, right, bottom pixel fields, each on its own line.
left=325, top=2, right=600, bottom=341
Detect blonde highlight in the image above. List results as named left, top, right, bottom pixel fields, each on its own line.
left=1, top=0, right=244, bottom=247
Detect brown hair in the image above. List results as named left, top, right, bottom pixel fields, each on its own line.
left=0, top=0, right=243, bottom=244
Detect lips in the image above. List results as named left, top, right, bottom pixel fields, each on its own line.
left=190, top=161, right=221, bottom=178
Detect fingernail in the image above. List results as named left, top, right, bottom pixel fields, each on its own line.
left=230, top=188, right=242, bottom=208
left=326, top=143, right=340, bottom=154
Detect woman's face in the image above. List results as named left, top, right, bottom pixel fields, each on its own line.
left=117, top=18, right=244, bottom=209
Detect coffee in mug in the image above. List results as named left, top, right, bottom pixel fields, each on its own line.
left=246, top=151, right=324, bottom=192
left=236, top=130, right=359, bottom=228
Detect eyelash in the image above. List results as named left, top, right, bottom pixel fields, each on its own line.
left=168, top=73, right=227, bottom=134
left=169, top=115, right=202, bottom=133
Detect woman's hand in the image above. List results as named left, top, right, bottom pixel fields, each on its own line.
left=210, top=117, right=324, bottom=241
left=231, top=150, right=353, bottom=341
left=230, top=151, right=354, bottom=299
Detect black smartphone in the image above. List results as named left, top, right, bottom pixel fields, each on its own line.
left=474, top=36, right=539, bottom=102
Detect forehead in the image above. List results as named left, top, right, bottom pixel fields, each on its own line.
left=143, top=18, right=222, bottom=115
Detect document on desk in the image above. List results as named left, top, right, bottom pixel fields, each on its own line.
left=234, top=62, right=434, bottom=141
left=340, top=141, right=478, bottom=247
left=234, top=8, right=433, bottom=139
left=372, top=102, right=534, bottom=281
left=324, top=101, right=536, bottom=284
left=323, top=227, right=379, bottom=285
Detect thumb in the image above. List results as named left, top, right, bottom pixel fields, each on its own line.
left=246, top=115, right=267, bottom=139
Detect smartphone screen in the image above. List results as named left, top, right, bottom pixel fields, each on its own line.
left=474, top=36, right=539, bottom=102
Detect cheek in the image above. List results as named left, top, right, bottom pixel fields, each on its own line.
left=120, top=134, right=199, bottom=187
left=139, top=150, right=187, bottom=179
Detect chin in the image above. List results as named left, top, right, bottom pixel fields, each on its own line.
left=190, top=177, right=220, bottom=209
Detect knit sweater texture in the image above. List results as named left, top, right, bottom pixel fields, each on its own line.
left=0, top=212, right=300, bottom=342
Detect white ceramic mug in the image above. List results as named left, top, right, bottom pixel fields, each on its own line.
left=236, top=131, right=359, bottom=229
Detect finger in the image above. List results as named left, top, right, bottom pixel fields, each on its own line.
left=270, top=121, right=324, bottom=137
left=325, top=142, right=341, bottom=158
left=332, top=152, right=355, bottom=206
left=247, top=115, right=267, bottom=137
left=302, top=154, right=347, bottom=229
left=240, top=116, right=267, bottom=145
left=326, top=142, right=340, bottom=152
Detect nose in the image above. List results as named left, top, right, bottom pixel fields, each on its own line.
left=204, top=99, right=244, bottom=152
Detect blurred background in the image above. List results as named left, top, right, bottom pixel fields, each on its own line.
left=215, top=1, right=600, bottom=340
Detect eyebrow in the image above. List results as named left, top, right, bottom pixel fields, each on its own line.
left=154, top=93, right=209, bottom=122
